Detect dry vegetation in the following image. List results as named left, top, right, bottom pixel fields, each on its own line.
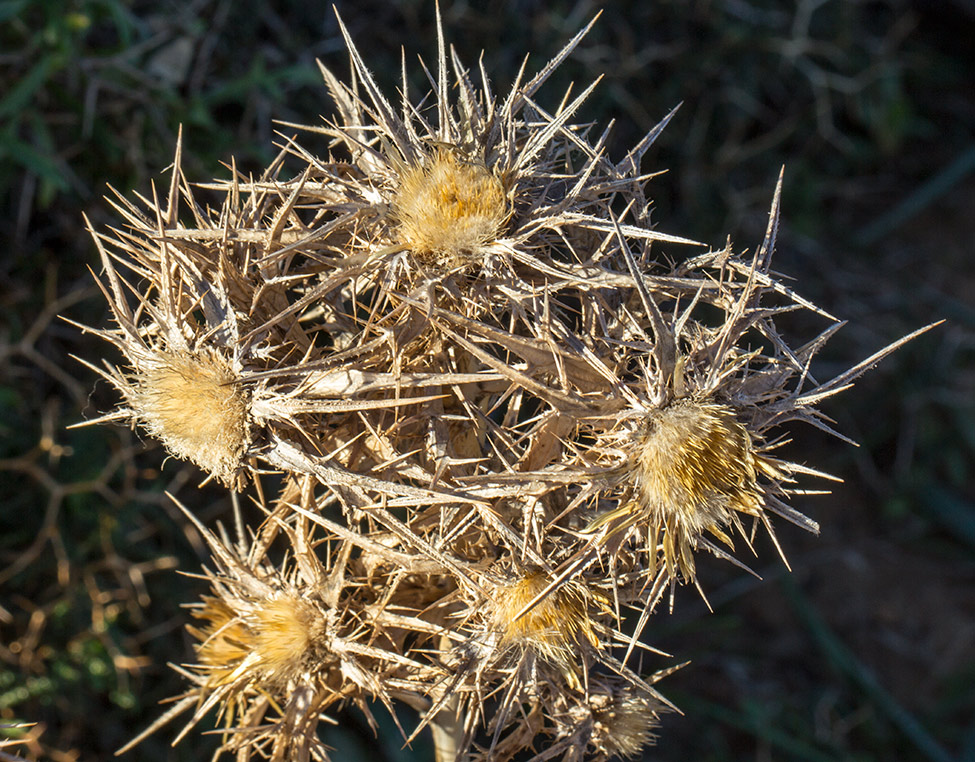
left=2, top=2, right=972, bottom=761
left=66, top=9, right=934, bottom=761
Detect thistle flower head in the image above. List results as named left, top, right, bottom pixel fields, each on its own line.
left=117, top=495, right=458, bottom=760
left=393, top=149, right=511, bottom=269
left=587, top=684, right=662, bottom=760
left=491, top=570, right=600, bottom=662
left=282, top=7, right=697, bottom=309
left=190, top=590, right=326, bottom=689
left=567, top=188, right=935, bottom=595
left=603, top=397, right=769, bottom=580
left=132, top=348, right=249, bottom=486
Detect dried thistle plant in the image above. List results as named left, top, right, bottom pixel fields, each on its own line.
left=73, top=8, right=935, bottom=762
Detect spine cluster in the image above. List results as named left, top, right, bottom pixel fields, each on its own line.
left=75, top=10, right=929, bottom=762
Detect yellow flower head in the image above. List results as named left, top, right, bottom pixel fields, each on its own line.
left=393, top=150, right=510, bottom=269
left=132, top=349, right=249, bottom=487
left=634, top=398, right=766, bottom=578
left=190, top=592, right=324, bottom=689
left=492, top=571, right=599, bottom=664
left=589, top=397, right=773, bottom=581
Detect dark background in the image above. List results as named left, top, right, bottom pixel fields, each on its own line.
left=1, top=1, right=973, bottom=760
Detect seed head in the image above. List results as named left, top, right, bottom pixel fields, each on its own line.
left=589, top=686, right=661, bottom=760
left=251, top=595, right=323, bottom=679
left=590, top=398, right=770, bottom=581
left=492, top=571, right=599, bottom=664
left=190, top=592, right=323, bottom=687
left=132, top=349, right=249, bottom=487
left=634, top=399, right=766, bottom=579
left=635, top=399, right=761, bottom=526
left=393, top=150, right=510, bottom=269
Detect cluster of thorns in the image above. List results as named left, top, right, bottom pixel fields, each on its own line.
left=74, top=11, right=927, bottom=762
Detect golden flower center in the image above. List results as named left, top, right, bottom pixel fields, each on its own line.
left=634, top=399, right=761, bottom=533
left=627, top=398, right=766, bottom=579
left=134, top=350, right=248, bottom=486
left=393, top=150, right=509, bottom=268
left=190, top=594, right=321, bottom=686
left=493, top=572, right=596, bottom=653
